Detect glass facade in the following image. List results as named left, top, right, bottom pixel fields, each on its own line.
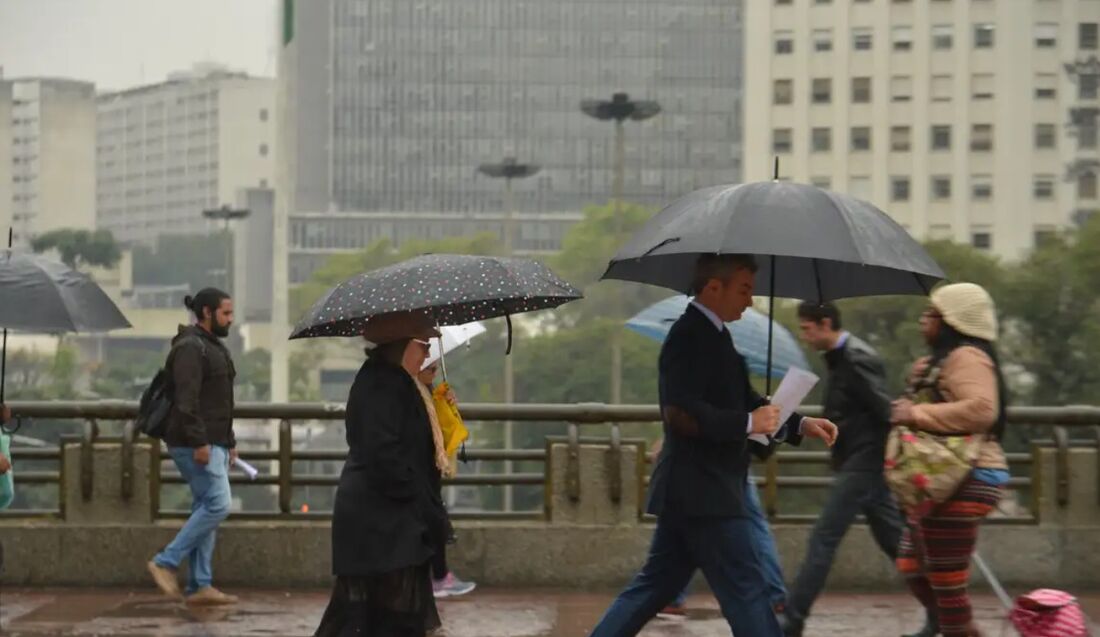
left=304, top=0, right=743, bottom=216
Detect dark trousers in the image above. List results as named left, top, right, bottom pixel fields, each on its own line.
left=590, top=515, right=782, bottom=637
left=787, top=471, right=903, bottom=622
left=431, top=543, right=447, bottom=580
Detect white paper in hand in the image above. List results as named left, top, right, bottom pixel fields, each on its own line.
left=749, top=367, right=820, bottom=446
left=233, top=457, right=259, bottom=480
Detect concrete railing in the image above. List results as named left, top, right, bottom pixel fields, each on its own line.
left=1, top=402, right=1099, bottom=589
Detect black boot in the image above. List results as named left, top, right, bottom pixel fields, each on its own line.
left=777, top=610, right=804, bottom=637
left=902, top=609, right=939, bottom=637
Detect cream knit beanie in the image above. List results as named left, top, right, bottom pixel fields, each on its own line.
left=930, top=282, right=998, bottom=342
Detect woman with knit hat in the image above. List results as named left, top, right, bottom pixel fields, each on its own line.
left=890, top=283, right=1010, bottom=637
left=315, top=311, right=450, bottom=637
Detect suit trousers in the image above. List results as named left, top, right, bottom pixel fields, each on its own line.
left=590, top=514, right=782, bottom=637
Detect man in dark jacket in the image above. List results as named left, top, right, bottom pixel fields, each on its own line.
left=780, top=302, right=904, bottom=636
left=590, top=254, right=839, bottom=637
left=147, top=288, right=239, bottom=606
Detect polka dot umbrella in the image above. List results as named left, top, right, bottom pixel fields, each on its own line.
left=289, top=254, right=583, bottom=346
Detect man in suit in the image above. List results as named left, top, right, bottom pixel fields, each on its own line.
left=589, top=254, right=839, bottom=637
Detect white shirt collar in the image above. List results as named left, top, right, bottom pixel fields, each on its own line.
left=689, top=299, right=726, bottom=332
left=833, top=331, right=850, bottom=351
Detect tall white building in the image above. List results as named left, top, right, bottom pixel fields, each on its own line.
left=3, top=77, right=97, bottom=246
left=96, top=64, right=276, bottom=245
left=0, top=75, right=12, bottom=239
left=744, top=0, right=1100, bottom=259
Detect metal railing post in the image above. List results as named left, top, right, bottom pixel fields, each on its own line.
left=279, top=419, right=293, bottom=514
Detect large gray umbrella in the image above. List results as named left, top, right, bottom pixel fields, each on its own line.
left=602, top=181, right=944, bottom=299
left=600, top=180, right=944, bottom=392
left=0, top=248, right=131, bottom=403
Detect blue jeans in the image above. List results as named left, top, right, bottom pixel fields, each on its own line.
left=153, top=445, right=232, bottom=594
left=671, top=475, right=785, bottom=608
left=592, top=515, right=781, bottom=636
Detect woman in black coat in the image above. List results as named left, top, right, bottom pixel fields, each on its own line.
left=315, top=314, right=450, bottom=637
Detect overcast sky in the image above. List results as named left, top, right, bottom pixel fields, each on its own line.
left=0, top=0, right=276, bottom=91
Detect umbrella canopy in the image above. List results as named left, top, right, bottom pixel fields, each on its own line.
left=601, top=181, right=944, bottom=300
left=626, top=297, right=809, bottom=379
left=290, top=254, right=581, bottom=340
left=0, top=249, right=131, bottom=333
left=423, top=321, right=487, bottom=370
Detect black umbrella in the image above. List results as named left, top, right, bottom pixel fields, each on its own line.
left=289, top=254, right=582, bottom=347
left=600, top=180, right=945, bottom=393
left=0, top=247, right=132, bottom=404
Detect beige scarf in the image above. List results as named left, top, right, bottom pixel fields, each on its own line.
left=407, top=370, right=453, bottom=477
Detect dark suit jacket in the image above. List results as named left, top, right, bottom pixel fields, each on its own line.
left=331, top=358, right=447, bottom=576
left=646, top=304, right=802, bottom=518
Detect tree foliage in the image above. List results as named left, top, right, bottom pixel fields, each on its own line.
left=31, top=229, right=121, bottom=270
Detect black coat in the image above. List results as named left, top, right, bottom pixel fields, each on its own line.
left=822, top=335, right=893, bottom=472
left=646, top=304, right=802, bottom=519
left=164, top=325, right=237, bottom=449
left=331, top=358, right=447, bottom=576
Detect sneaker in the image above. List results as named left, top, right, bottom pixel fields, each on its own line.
left=185, top=586, right=239, bottom=606
left=656, top=603, right=688, bottom=620
left=432, top=572, right=476, bottom=599
left=146, top=561, right=181, bottom=599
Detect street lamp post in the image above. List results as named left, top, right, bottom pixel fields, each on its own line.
left=579, top=92, right=660, bottom=405
left=477, top=157, right=540, bottom=512
left=202, top=205, right=251, bottom=294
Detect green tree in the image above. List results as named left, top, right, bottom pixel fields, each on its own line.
left=31, top=229, right=121, bottom=270
left=1001, top=215, right=1100, bottom=405
left=549, top=201, right=667, bottom=325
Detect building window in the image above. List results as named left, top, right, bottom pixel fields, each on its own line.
left=931, top=176, right=952, bottom=200
left=1036, top=73, right=1058, bottom=99
left=1035, top=124, right=1057, bottom=149
left=812, top=127, right=832, bottom=152
left=892, top=26, right=913, bottom=51
left=974, top=23, right=995, bottom=49
left=775, top=30, right=794, bottom=54
left=972, top=175, right=993, bottom=200
left=971, top=124, right=993, bottom=151
left=813, top=29, right=833, bottom=52
left=1081, top=23, right=1099, bottom=50
left=773, top=128, right=793, bottom=153
left=853, top=28, right=873, bottom=51
left=971, top=232, right=992, bottom=250
left=259, top=108, right=269, bottom=122
left=891, top=177, right=911, bottom=202
left=931, top=75, right=952, bottom=101
left=891, top=126, right=911, bottom=151
left=972, top=74, right=994, bottom=100
left=931, top=125, right=952, bottom=151
left=932, top=24, right=953, bottom=50
left=1034, top=23, right=1058, bottom=49
left=1079, top=172, right=1098, bottom=199
left=812, top=78, right=832, bottom=104
left=811, top=177, right=832, bottom=190
left=773, top=79, right=793, bottom=105
left=851, top=127, right=872, bottom=151
left=259, top=143, right=269, bottom=156
left=891, top=76, right=912, bottom=102
left=1034, top=228, right=1058, bottom=247
left=849, top=176, right=872, bottom=200
left=1079, top=123, right=1098, bottom=150
left=852, top=77, right=872, bottom=103
left=1080, top=74, right=1098, bottom=99
left=1034, top=176, right=1056, bottom=200
left=776, top=0, right=792, bottom=4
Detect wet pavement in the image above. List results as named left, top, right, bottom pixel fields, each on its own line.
left=1, top=588, right=1098, bottom=636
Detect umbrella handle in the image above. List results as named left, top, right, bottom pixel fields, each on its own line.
left=765, top=256, right=776, bottom=397
left=505, top=314, right=513, bottom=356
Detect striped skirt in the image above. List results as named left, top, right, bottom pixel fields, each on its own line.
left=896, top=477, right=1003, bottom=636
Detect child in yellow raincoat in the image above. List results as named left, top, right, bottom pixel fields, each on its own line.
left=417, top=361, right=476, bottom=599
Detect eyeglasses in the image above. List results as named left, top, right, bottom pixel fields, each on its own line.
left=922, top=308, right=942, bottom=320
left=412, top=338, right=432, bottom=352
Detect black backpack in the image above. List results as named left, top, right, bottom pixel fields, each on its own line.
left=135, top=336, right=206, bottom=439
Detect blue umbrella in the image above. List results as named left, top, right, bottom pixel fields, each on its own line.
left=626, top=296, right=810, bottom=379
